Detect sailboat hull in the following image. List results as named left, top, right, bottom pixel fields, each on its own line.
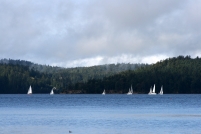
left=148, top=93, right=156, bottom=95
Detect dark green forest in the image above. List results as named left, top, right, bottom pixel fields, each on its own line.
left=67, top=55, right=201, bottom=94
left=1, top=56, right=201, bottom=94
left=0, top=59, right=146, bottom=94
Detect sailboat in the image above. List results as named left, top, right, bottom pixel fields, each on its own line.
left=50, top=89, right=54, bottom=95
left=148, top=86, right=152, bottom=94
left=50, top=87, right=56, bottom=95
left=148, top=84, right=156, bottom=95
left=102, top=89, right=106, bottom=95
left=159, top=85, right=163, bottom=95
left=127, top=88, right=131, bottom=95
left=27, top=85, right=32, bottom=94
left=127, top=85, right=133, bottom=95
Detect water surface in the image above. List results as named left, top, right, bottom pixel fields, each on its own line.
left=0, top=94, right=201, bottom=134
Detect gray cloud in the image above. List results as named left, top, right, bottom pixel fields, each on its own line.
left=0, top=0, right=201, bottom=67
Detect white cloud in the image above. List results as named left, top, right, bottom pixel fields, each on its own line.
left=57, top=54, right=169, bottom=68
left=0, top=0, right=201, bottom=67
left=52, top=56, right=104, bottom=67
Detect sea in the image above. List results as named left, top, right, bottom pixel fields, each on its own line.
left=0, top=94, right=201, bottom=134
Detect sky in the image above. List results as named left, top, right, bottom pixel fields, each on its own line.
left=0, top=0, right=201, bottom=67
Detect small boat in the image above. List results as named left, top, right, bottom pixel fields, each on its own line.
left=50, top=89, right=54, bottom=95
left=102, top=89, right=106, bottom=95
left=127, top=85, right=133, bottom=95
left=127, top=89, right=132, bottom=95
left=148, top=87, right=152, bottom=94
left=27, top=85, right=32, bottom=94
left=148, top=84, right=156, bottom=95
left=159, top=85, right=163, bottom=95
left=50, top=87, right=56, bottom=95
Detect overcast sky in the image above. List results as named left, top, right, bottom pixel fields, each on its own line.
left=0, top=0, right=201, bottom=67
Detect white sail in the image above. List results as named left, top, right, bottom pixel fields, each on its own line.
left=127, top=87, right=132, bottom=95
left=131, top=85, right=133, bottom=94
left=27, top=85, right=32, bottom=94
left=152, top=84, right=156, bottom=93
left=148, top=84, right=156, bottom=95
left=148, top=87, right=152, bottom=94
left=102, top=89, right=105, bottom=95
left=50, top=87, right=56, bottom=95
left=159, top=86, right=163, bottom=95
left=50, top=89, right=54, bottom=95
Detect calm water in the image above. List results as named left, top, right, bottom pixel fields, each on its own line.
left=0, top=94, right=201, bottom=134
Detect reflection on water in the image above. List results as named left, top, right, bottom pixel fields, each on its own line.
left=0, top=94, right=201, bottom=134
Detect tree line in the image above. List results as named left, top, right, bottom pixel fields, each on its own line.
left=66, top=55, right=201, bottom=94
left=1, top=56, right=201, bottom=94
left=0, top=59, right=146, bottom=93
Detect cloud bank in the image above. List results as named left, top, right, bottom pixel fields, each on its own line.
left=0, top=0, right=201, bottom=67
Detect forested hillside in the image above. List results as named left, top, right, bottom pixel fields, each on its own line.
left=67, top=56, right=201, bottom=94
left=0, top=64, right=53, bottom=93
left=0, top=59, right=146, bottom=93
left=1, top=56, right=201, bottom=94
